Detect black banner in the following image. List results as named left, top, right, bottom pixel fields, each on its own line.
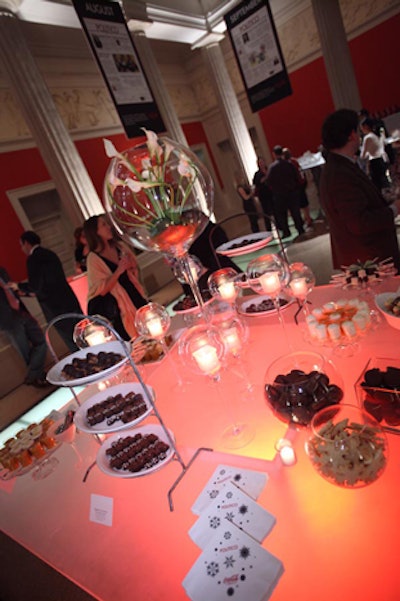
left=224, top=0, right=292, bottom=112
left=72, top=0, right=165, bottom=137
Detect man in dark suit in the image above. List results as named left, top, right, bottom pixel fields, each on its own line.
left=20, top=231, right=82, bottom=352
left=266, top=146, right=305, bottom=239
left=320, top=109, right=400, bottom=272
left=0, top=267, right=48, bottom=387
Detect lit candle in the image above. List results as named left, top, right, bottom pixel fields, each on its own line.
left=260, top=271, right=281, bottom=295
left=218, top=281, right=237, bottom=302
left=289, top=277, right=308, bottom=298
left=85, top=330, right=107, bottom=347
left=147, top=317, right=164, bottom=338
left=222, top=328, right=241, bottom=355
left=193, top=344, right=221, bottom=375
left=275, top=438, right=297, bottom=466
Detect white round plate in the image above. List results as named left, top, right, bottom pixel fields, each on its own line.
left=237, top=294, right=294, bottom=317
left=74, top=382, right=154, bottom=434
left=46, top=341, right=130, bottom=387
left=216, top=232, right=273, bottom=257
left=96, top=424, right=175, bottom=478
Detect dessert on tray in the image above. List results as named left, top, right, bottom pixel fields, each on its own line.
left=305, top=298, right=371, bottom=344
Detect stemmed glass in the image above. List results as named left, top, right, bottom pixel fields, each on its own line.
left=246, top=253, right=291, bottom=347
left=103, top=132, right=214, bottom=319
left=135, top=302, right=185, bottom=390
left=287, top=262, right=316, bottom=324
left=179, top=324, right=254, bottom=449
left=213, top=311, right=254, bottom=396
left=207, top=267, right=241, bottom=309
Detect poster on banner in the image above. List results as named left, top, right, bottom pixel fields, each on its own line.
left=72, top=0, right=165, bottom=137
left=224, top=0, right=292, bottom=112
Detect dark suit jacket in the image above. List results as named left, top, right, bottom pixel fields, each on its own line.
left=320, top=152, right=400, bottom=271
left=26, top=246, right=81, bottom=320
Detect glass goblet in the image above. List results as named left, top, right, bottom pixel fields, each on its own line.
left=103, top=132, right=214, bottom=315
left=179, top=324, right=254, bottom=449
left=287, top=262, right=316, bottom=324
left=247, top=253, right=291, bottom=347
left=208, top=267, right=240, bottom=308
left=135, top=302, right=185, bottom=390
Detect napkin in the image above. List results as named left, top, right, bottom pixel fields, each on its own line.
left=183, top=522, right=284, bottom=601
left=189, top=481, right=276, bottom=549
left=191, top=464, right=268, bottom=515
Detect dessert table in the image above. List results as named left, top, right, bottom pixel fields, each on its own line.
left=1, top=280, right=400, bottom=601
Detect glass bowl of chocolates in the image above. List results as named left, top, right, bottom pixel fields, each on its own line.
left=355, top=357, right=400, bottom=429
left=306, top=404, right=388, bottom=488
left=264, top=351, right=344, bottom=427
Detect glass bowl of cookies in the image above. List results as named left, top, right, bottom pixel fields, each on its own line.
left=355, top=357, right=400, bottom=430
left=306, top=404, right=388, bottom=488
left=264, top=351, right=344, bottom=427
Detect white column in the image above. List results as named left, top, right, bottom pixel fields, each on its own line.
left=131, top=30, right=188, bottom=146
left=311, top=0, right=361, bottom=110
left=0, top=5, right=103, bottom=225
left=201, top=42, right=257, bottom=186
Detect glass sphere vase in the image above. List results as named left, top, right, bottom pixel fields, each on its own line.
left=103, top=134, right=214, bottom=258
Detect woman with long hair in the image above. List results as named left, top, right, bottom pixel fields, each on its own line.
left=84, top=214, right=147, bottom=340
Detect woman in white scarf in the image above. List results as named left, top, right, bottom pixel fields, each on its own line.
left=84, top=214, right=147, bottom=340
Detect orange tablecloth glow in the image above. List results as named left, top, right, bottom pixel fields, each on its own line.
left=1, top=281, right=400, bottom=600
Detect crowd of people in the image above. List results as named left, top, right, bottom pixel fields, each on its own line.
left=238, top=145, right=314, bottom=240
left=2, top=107, right=399, bottom=388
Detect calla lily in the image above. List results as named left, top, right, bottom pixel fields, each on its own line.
left=178, top=157, right=196, bottom=179
left=126, top=178, right=157, bottom=193
left=104, top=138, right=121, bottom=159
left=142, top=128, right=163, bottom=162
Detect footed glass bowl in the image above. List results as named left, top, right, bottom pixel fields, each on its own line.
left=264, top=351, right=343, bottom=427
left=306, top=404, right=388, bottom=488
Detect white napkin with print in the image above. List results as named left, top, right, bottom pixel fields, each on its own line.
left=191, top=464, right=268, bottom=515
left=189, top=481, right=276, bottom=549
left=183, top=522, right=284, bottom=601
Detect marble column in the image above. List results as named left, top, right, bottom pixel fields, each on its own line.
left=311, top=0, right=361, bottom=111
left=201, top=42, right=257, bottom=186
left=0, top=3, right=103, bottom=225
left=131, top=30, right=188, bottom=146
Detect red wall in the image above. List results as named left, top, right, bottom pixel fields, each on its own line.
left=257, top=13, right=400, bottom=156
left=350, top=12, right=400, bottom=115
left=257, top=57, right=334, bottom=156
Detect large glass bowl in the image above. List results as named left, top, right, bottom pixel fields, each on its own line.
left=103, top=134, right=214, bottom=257
left=264, top=351, right=344, bottom=427
left=306, top=404, right=388, bottom=488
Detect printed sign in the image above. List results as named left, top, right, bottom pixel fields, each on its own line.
left=225, top=0, right=292, bottom=112
left=72, top=0, right=165, bottom=137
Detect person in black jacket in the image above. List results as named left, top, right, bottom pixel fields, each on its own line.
left=20, top=231, right=82, bottom=352
left=0, top=267, right=48, bottom=387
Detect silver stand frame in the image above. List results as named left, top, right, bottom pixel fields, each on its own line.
left=45, top=313, right=213, bottom=510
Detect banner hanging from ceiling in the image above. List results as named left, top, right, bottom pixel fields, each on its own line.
left=72, top=0, right=165, bottom=138
left=224, top=0, right=292, bottom=112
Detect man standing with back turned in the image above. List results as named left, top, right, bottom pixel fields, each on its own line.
left=20, top=231, right=82, bottom=352
left=319, top=109, right=400, bottom=272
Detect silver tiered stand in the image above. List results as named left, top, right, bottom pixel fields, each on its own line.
left=45, top=313, right=213, bottom=511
